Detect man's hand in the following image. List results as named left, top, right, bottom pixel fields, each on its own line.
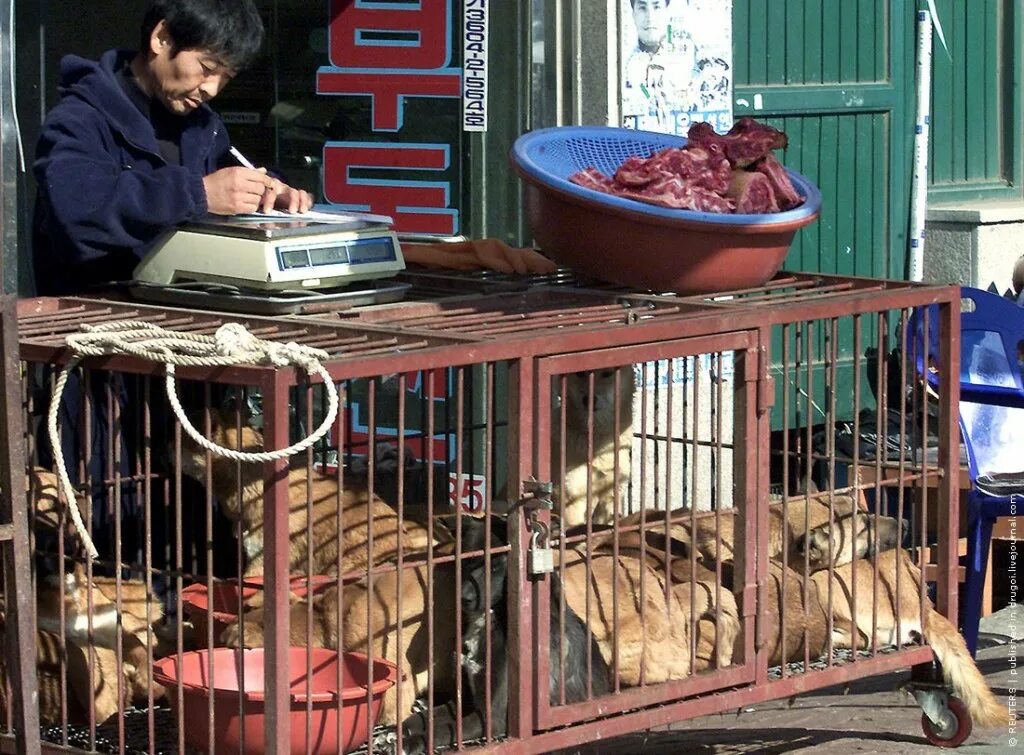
left=259, top=179, right=314, bottom=214
left=202, top=167, right=273, bottom=215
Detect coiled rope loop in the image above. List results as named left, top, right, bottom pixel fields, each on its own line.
left=48, top=320, right=339, bottom=560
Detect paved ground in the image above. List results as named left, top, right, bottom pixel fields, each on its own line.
left=556, top=604, right=1023, bottom=754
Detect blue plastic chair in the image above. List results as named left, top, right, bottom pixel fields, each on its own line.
left=912, top=287, right=1024, bottom=655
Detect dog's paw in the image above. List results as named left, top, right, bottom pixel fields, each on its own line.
left=218, top=619, right=260, bottom=649
left=371, top=728, right=401, bottom=755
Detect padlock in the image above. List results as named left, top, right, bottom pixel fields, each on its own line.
left=528, top=525, right=554, bottom=576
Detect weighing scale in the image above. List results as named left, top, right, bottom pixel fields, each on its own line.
left=131, top=214, right=410, bottom=314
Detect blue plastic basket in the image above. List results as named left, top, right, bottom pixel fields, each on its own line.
left=511, top=126, right=821, bottom=227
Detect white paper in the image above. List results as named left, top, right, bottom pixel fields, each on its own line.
left=230, top=208, right=394, bottom=226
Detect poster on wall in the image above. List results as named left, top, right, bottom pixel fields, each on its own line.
left=620, top=0, right=733, bottom=135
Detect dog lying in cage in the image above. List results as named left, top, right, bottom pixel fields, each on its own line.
left=0, top=616, right=128, bottom=727
left=35, top=562, right=166, bottom=708
left=220, top=545, right=458, bottom=729
left=645, top=491, right=904, bottom=568
left=395, top=516, right=611, bottom=754
left=0, top=468, right=170, bottom=725
left=178, top=410, right=436, bottom=581
left=553, top=368, right=635, bottom=528
left=805, top=548, right=1008, bottom=728
left=585, top=522, right=739, bottom=671
left=221, top=512, right=715, bottom=745
left=615, top=496, right=1007, bottom=729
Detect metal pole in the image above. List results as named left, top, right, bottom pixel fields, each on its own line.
left=907, top=8, right=933, bottom=282
left=0, top=0, right=41, bottom=748
left=0, top=293, right=40, bottom=754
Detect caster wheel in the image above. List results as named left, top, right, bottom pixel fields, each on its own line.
left=921, top=696, right=973, bottom=747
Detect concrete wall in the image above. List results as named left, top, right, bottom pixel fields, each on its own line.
left=924, top=202, right=1024, bottom=295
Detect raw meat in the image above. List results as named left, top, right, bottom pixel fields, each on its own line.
left=566, top=118, right=803, bottom=215
left=570, top=167, right=616, bottom=194
left=754, top=154, right=802, bottom=210
left=726, top=170, right=780, bottom=214
left=687, top=118, right=788, bottom=168
left=620, top=177, right=735, bottom=213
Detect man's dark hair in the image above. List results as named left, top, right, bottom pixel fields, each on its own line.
left=140, top=0, right=264, bottom=71
left=629, top=0, right=671, bottom=8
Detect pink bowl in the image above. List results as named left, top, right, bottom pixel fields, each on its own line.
left=182, top=576, right=334, bottom=648
left=153, top=647, right=397, bottom=754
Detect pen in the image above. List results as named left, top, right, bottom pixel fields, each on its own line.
left=229, top=145, right=257, bottom=170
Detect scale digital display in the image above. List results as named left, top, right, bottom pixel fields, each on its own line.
left=276, top=236, right=397, bottom=272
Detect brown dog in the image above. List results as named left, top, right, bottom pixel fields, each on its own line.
left=29, top=467, right=167, bottom=706
left=0, top=611, right=130, bottom=727
left=796, top=511, right=907, bottom=571
left=620, top=493, right=883, bottom=569
left=744, top=562, right=828, bottom=668
left=808, top=548, right=1008, bottom=729
left=179, top=414, right=433, bottom=579
left=556, top=547, right=693, bottom=685
left=35, top=562, right=166, bottom=707
left=587, top=523, right=739, bottom=671
left=220, top=558, right=456, bottom=729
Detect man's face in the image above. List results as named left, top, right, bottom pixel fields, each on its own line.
left=147, top=20, right=236, bottom=115
left=633, top=0, right=670, bottom=49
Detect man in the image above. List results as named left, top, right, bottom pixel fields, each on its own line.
left=621, top=0, right=696, bottom=134
left=32, top=0, right=313, bottom=296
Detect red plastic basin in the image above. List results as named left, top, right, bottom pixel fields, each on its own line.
left=182, top=576, right=334, bottom=648
left=520, top=178, right=818, bottom=293
left=153, top=647, right=397, bottom=754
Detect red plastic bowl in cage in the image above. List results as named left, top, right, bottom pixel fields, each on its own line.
left=153, top=647, right=398, bottom=754
left=510, top=126, right=822, bottom=294
left=182, top=576, right=334, bottom=648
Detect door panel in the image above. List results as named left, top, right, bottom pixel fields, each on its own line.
left=531, top=331, right=763, bottom=731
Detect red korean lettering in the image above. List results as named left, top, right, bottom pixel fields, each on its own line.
left=329, top=0, right=451, bottom=69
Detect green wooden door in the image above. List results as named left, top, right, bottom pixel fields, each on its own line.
left=732, top=1, right=915, bottom=425
left=926, top=0, right=1023, bottom=203
left=732, top=0, right=912, bottom=281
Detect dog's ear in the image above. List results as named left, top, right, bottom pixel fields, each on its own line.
left=218, top=393, right=255, bottom=426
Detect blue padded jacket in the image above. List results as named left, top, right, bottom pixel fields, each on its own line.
left=32, top=49, right=230, bottom=295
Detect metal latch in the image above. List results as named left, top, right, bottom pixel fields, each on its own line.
left=520, top=478, right=554, bottom=510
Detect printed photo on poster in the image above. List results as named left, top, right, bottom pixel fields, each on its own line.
left=620, top=0, right=733, bottom=135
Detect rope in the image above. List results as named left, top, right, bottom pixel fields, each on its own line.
left=47, top=321, right=340, bottom=560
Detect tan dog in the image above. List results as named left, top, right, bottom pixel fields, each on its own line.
left=0, top=612, right=129, bottom=726
left=35, top=562, right=166, bottom=706
left=796, top=511, right=907, bottom=571
left=220, top=560, right=455, bottom=728
left=587, top=524, right=738, bottom=670
left=808, top=548, right=1007, bottom=729
left=29, top=467, right=167, bottom=705
left=224, top=526, right=697, bottom=723
left=745, top=562, right=828, bottom=667
left=179, top=415, right=433, bottom=579
left=553, top=368, right=634, bottom=528
left=556, top=548, right=693, bottom=685
left=622, top=493, right=871, bottom=567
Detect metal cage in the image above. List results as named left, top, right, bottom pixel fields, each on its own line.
left=0, top=271, right=968, bottom=754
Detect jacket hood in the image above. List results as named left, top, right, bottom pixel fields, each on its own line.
left=57, top=49, right=214, bottom=158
